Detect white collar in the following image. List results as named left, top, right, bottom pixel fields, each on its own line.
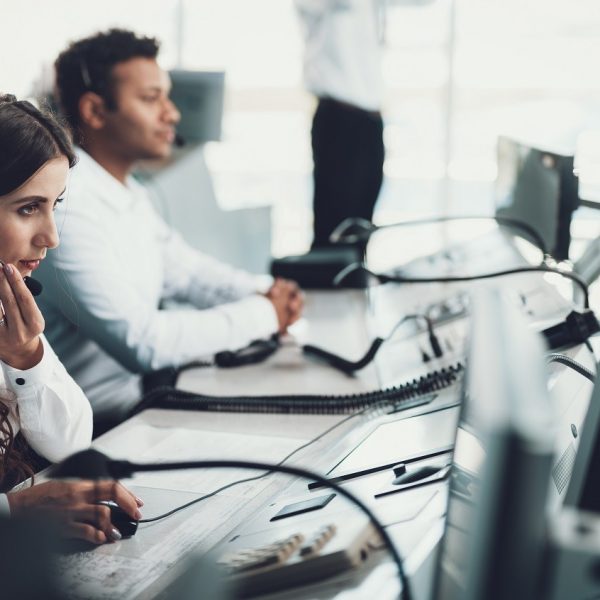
left=75, top=148, right=142, bottom=214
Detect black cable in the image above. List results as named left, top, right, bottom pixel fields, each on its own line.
left=134, top=363, right=463, bottom=415
left=174, top=336, right=281, bottom=374
left=546, top=353, right=596, bottom=383
left=335, top=263, right=589, bottom=309
left=137, top=372, right=453, bottom=520
left=125, top=458, right=412, bottom=600
left=585, top=339, right=595, bottom=359
left=303, top=313, right=443, bottom=374
left=329, top=215, right=549, bottom=256
left=139, top=405, right=375, bottom=523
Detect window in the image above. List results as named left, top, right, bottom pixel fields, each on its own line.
left=2, top=0, right=598, bottom=257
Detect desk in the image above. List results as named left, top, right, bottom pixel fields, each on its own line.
left=65, top=396, right=457, bottom=599
left=59, top=409, right=347, bottom=598
left=58, top=227, right=593, bottom=599
left=178, top=290, right=381, bottom=397
left=181, top=227, right=579, bottom=399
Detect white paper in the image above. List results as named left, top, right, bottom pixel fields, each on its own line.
left=100, top=427, right=307, bottom=495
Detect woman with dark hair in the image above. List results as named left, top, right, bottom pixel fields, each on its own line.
left=0, top=94, right=142, bottom=543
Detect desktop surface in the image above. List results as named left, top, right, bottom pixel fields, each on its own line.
left=53, top=226, right=594, bottom=599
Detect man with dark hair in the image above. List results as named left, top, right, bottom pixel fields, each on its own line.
left=55, top=29, right=160, bottom=145
left=37, top=29, right=302, bottom=430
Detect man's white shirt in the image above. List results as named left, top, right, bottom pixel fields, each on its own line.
left=295, top=0, right=385, bottom=111
left=36, top=149, right=278, bottom=418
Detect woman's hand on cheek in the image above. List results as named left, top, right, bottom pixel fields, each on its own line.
left=0, top=263, right=44, bottom=370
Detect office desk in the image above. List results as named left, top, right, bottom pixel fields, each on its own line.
left=68, top=393, right=458, bottom=599
left=177, top=290, right=382, bottom=397
left=60, top=409, right=348, bottom=598
left=59, top=228, right=589, bottom=599
left=60, top=276, right=467, bottom=599
left=179, top=229, right=578, bottom=400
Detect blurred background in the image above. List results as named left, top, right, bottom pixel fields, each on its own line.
left=2, top=0, right=600, bottom=261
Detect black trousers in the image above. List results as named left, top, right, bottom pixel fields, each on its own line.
left=311, top=97, right=384, bottom=248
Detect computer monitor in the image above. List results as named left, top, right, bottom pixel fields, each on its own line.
left=431, top=289, right=557, bottom=600
left=563, top=363, right=600, bottom=512
left=495, top=135, right=579, bottom=260
left=0, top=515, right=62, bottom=599
left=545, top=347, right=595, bottom=514
left=169, top=70, right=225, bottom=144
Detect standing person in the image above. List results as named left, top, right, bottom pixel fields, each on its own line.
left=295, top=0, right=386, bottom=249
left=36, top=29, right=303, bottom=430
left=0, top=94, right=142, bottom=543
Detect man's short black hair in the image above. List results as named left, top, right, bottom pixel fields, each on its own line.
left=55, top=28, right=160, bottom=143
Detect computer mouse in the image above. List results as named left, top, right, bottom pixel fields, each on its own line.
left=392, top=465, right=441, bottom=486
left=98, top=501, right=139, bottom=538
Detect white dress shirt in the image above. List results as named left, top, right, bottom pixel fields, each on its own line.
left=0, top=335, right=93, bottom=514
left=36, top=150, right=278, bottom=418
left=295, top=0, right=385, bottom=111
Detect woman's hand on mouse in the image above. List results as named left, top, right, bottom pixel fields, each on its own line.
left=0, top=263, right=44, bottom=370
left=6, top=480, right=144, bottom=544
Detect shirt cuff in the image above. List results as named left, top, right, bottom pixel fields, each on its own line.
left=231, top=295, right=279, bottom=342
left=1, top=336, right=55, bottom=391
left=232, top=273, right=273, bottom=297
left=0, top=494, right=10, bottom=516
left=252, top=274, right=274, bottom=294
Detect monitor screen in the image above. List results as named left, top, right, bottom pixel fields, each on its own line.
left=431, top=412, right=482, bottom=598
left=169, top=70, right=225, bottom=144
left=564, top=363, right=600, bottom=512
left=0, top=516, right=62, bottom=599
left=495, top=136, right=579, bottom=260
left=431, top=289, right=556, bottom=600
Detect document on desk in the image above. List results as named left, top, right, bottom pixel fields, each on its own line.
left=97, top=425, right=308, bottom=496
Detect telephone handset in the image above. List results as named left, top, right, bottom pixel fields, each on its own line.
left=0, top=260, right=43, bottom=296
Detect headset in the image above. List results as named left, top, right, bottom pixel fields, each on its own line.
left=23, top=276, right=42, bottom=296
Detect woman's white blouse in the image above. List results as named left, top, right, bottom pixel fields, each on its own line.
left=0, top=335, right=93, bottom=514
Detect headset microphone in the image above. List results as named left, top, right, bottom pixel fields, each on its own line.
left=0, top=260, right=43, bottom=296
left=23, top=276, right=43, bottom=296
left=174, top=133, right=186, bottom=148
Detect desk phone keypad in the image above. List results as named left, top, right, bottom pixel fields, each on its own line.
left=219, top=525, right=339, bottom=573
left=219, top=533, right=305, bottom=572
left=214, top=517, right=374, bottom=596
left=299, top=524, right=337, bottom=556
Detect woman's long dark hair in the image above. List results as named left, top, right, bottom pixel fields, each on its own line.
left=0, top=94, right=77, bottom=194
left=0, top=94, right=77, bottom=490
left=0, top=399, right=35, bottom=492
